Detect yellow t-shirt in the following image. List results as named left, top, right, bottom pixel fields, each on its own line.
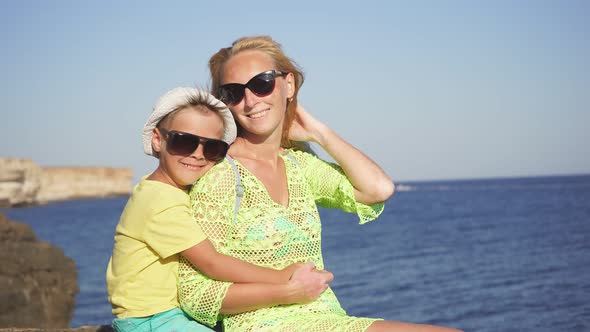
left=106, top=177, right=207, bottom=318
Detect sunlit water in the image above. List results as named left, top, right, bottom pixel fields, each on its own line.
left=2, top=175, right=589, bottom=331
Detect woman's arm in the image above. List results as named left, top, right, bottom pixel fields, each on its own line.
left=288, top=105, right=394, bottom=205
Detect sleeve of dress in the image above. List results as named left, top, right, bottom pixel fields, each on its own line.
left=291, top=150, right=385, bottom=224
left=178, top=161, right=236, bottom=327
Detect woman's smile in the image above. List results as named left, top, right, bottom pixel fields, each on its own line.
left=246, top=108, right=269, bottom=119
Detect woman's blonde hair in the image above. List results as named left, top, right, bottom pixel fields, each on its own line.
left=209, top=35, right=305, bottom=149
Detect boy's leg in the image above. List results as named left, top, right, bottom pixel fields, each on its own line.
left=151, top=307, right=215, bottom=331
left=112, top=316, right=152, bottom=332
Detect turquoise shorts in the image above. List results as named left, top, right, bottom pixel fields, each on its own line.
left=112, top=307, right=214, bottom=332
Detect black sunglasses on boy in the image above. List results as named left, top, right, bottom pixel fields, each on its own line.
left=218, top=70, right=287, bottom=105
left=158, top=128, right=229, bottom=162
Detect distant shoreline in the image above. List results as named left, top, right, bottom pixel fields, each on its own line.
left=0, top=158, right=133, bottom=208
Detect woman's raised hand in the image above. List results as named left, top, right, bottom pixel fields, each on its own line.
left=287, top=103, right=329, bottom=144
left=288, top=104, right=394, bottom=205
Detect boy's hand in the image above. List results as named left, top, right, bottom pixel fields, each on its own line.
left=281, top=262, right=306, bottom=281
left=287, top=262, right=334, bottom=303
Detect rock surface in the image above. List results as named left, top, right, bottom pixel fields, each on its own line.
left=0, top=159, right=42, bottom=207
left=36, top=167, right=133, bottom=203
left=0, top=327, right=113, bottom=332
left=0, top=158, right=132, bottom=207
left=0, top=214, right=79, bottom=328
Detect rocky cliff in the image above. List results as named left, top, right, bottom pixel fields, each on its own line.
left=0, top=159, right=132, bottom=207
left=0, top=328, right=113, bottom=332
left=36, top=167, right=133, bottom=203
left=0, top=159, right=42, bottom=207
left=0, top=214, right=79, bottom=328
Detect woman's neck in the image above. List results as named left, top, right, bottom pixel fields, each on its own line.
left=230, top=136, right=281, bottom=161
left=230, top=117, right=286, bottom=161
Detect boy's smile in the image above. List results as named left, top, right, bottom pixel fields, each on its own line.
left=151, top=105, right=225, bottom=189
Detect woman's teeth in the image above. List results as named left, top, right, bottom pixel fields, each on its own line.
left=248, top=110, right=268, bottom=119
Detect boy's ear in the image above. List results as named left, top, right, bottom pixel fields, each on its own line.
left=152, top=128, right=163, bottom=153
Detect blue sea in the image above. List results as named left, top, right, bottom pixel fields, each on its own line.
left=2, top=175, right=589, bottom=331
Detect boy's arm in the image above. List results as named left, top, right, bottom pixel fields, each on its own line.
left=219, top=262, right=333, bottom=314
left=178, top=260, right=332, bottom=323
left=182, top=239, right=295, bottom=284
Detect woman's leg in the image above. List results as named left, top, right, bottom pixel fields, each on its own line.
left=366, top=320, right=463, bottom=332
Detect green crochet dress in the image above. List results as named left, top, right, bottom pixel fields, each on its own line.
left=178, top=149, right=385, bottom=332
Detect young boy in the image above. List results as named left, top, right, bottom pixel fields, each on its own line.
left=106, top=88, right=331, bottom=331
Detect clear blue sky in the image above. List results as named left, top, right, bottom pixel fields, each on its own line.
left=1, top=0, right=588, bottom=182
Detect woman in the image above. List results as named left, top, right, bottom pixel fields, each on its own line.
left=178, top=36, right=461, bottom=332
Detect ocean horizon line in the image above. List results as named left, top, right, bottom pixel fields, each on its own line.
left=398, top=172, right=590, bottom=184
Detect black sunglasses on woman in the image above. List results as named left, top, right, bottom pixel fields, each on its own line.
left=218, top=70, right=287, bottom=105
